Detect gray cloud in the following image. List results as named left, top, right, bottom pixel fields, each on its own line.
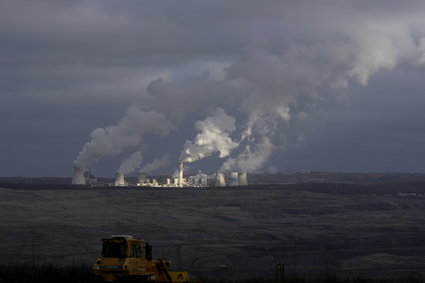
left=1, top=0, right=425, bottom=176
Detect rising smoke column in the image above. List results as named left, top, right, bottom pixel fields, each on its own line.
left=217, top=24, right=425, bottom=172
left=139, top=155, right=169, bottom=174
left=179, top=108, right=239, bottom=163
left=118, top=151, right=143, bottom=175
left=219, top=136, right=275, bottom=173
left=73, top=104, right=170, bottom=170
left=72, top=12, right=425, bottom=175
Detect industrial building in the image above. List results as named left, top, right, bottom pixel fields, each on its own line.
left=72, top=166, right=97, bottom=185
left=133, top=170, right=248, bottom=188
left=72, top=162, right=248, bottom=187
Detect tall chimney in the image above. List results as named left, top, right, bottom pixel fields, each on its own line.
left=137, top=173, right=146, bottom=185
left=238, top=172, right=248, bottom=186
left=230, top=172, right=239, bottom=186
left=72, top=166, right=86, bottom=185
left=215, top=172, right=226, bottom=187
left=114, top=172, right=126, bottom=186
left=178, top=162, right=184, bottom=187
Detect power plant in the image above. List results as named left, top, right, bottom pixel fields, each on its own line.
left=114, top=172, right=127, bottom=186
left=72, top=162, right=248, bottom=188
left=72, top=107, right=249, bottom=188
left=72, top=166, right=86, bottom=185
left=215, top=172, right=226, bottom=187
left=229, top=172, right=239, bottom=186
left=178, top=162, right=184, bottom=188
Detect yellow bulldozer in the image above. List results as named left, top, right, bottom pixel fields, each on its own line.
left=92, top=235, right=189, bottom=282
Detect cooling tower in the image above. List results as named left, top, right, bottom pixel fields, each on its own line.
left=178, top=162, right=184, bottom=187
left=137, top=173, right=146, bottom=184
left=238, top=172, right=248, bottom=186
left=215, top=172, right=226, bottom=187
left=114, top=172, right=126, bottom=186
left=229, top=172, right=239, bottom=186
left=72, top=166, right=86, bottom=185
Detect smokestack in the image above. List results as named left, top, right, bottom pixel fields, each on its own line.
left=238, top=172, right=248, bottom=186
left=215, top=172, right=226, bottom=187
left=72, top=166, right=86, bottom=185
left=114, top=172, right=126, bottom=186
left=230, top=172, right=239, bottom=186
left=137, top=173, right=146, bottom=185
left=178, top=162, right=184, bottom=187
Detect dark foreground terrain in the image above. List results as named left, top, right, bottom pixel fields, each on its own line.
left=0, top=264, right=424, bottom=283
left=1, top=181, right=425, bottom=280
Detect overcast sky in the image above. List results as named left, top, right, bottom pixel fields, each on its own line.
left=1, top=0, right=425, bottom=177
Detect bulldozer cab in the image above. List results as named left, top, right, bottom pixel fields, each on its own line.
left=101, top=236, right=150, bottom=259
left=92, top=236, right=188, bottom=282
left=102, top=239, right=127, bottom=258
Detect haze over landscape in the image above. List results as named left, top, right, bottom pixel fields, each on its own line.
left=1, top=1, right=425, bottom=177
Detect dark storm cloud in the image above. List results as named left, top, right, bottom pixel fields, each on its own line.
left=1, top=0, right=425, bottom=176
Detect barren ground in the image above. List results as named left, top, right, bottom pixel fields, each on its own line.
left=0, top=185, right=424, bottom=280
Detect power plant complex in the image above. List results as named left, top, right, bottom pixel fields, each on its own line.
left=72, top=162, right=248, bottom=188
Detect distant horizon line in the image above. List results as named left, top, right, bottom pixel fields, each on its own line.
left=2, top=171, right=425, bottom=179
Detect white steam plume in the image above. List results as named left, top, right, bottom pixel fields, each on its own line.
left=222, top=24, right=425, bottom=172
left=139, top=155, right=169, bottom=174
left=179, top=108, right=239, bottom=163
left=118, top=151, right=143, bottom=175
left=73, top=14, right=425, bottom=174
left=73, top=105, right=170, bottom=169
left=229, top=22, right=425, bottom=127
left=219, top=137, right=275, bottom=173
